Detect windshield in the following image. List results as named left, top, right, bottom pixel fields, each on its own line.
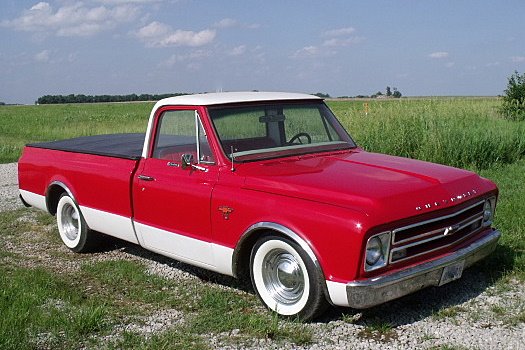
left=208, top=101, right=356, bottom=161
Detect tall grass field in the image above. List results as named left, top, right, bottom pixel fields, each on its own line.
left=1, top=98, right=524, bottom=169
left=1, top=97, right=524, bottom=349
left=0, top=102, right=154, bottom=163
left=329, top=97, right=525, bottom=170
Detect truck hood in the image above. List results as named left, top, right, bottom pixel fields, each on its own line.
left=240, top=150, right=495, bottom=223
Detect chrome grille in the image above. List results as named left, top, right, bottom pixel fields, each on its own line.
left=389, top=200, right=485, bottom=264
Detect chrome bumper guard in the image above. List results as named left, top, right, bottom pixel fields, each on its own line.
left=346, top=230, right=501, bottom=309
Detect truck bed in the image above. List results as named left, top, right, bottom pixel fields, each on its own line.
left=27, top=133, right=145, bottom=160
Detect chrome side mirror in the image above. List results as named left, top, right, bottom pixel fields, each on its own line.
left=181, top=153, right=194, bottom=169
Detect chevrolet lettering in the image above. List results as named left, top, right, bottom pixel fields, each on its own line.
left=416, top=189, right=478, bottom=211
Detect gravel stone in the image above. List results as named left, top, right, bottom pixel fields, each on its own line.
left=0, top=163, right=23, bottom=212
left=2, top=162, right=525, bottom=349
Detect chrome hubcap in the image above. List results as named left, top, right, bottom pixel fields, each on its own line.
left=61, top=203, right=79, bottom=241
left=262, top=248, right=304, bottom=305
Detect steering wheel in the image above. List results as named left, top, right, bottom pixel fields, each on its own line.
left=288, top=132, right=312, bottom=144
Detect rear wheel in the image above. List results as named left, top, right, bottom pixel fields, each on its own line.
left=56, top=193, right=97, bottom=252
left=250, top=235, right=328, bottom=320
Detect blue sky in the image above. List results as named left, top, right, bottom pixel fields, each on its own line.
left=1, top=0, right=525, bottom=104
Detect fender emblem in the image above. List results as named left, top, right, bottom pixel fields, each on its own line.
left=218, top=206, right=234, bottom=220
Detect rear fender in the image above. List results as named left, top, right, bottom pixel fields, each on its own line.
left=46, top=181, right=77, bottom=215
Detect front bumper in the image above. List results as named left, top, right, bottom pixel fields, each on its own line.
left=346, top=229, right=501, bottom=308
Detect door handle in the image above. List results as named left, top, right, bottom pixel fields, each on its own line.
left=138, top=175, right=155, bottom=181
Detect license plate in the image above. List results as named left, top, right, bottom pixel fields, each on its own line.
left=439, top=260, right=465, bottom=286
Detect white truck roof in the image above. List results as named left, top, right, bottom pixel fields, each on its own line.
left=154, top=91, right=321, bottom=108
left=143, top=92, right=322, bottom=158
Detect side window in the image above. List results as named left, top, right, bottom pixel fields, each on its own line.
left=152, top=110, right=215, bottom=164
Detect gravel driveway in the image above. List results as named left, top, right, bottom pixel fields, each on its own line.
left=0, top=163, right=23, bottom=213
left=2, top=163, right=524, bottom=349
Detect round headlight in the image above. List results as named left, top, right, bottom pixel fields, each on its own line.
left=366, top=237, right=383, bottom=265
left=483, top=200, right=493, bottom=223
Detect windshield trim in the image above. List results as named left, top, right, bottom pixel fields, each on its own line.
left=233, top=141, right=348, bottom=158
left=234, top=142, right=355, bottom=162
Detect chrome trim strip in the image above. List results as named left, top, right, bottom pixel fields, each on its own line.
left=392, top=200, right=485, bottom=243
left=391, top=215, right=483, bottom=257
left=236, top=222, right=321, bottom=270
left=346, top=229, right=500, bottom=309
left=364, top=231, right=391, bottom=272
left=389, top=222, right=482, bottom=264
left=394, top=211, right=484, bottom=246
left=195, top=111, right=201, bottom=164
left=46, top=181, right=77, bottom=212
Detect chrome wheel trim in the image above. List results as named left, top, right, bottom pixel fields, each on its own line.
left=57, top=195, right=82, bottom=249
left=261, top=248, right=305, bottom=305
left=61, top=203, right=79, bottom=241
left=252, top=239, right=310, bottom=316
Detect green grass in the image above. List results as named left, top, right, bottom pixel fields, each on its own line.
left=432, top=306, right=467, bottom=320
left=357, top=320, right=397, bottom=342
left=478, top=160, right=525, bottom=280
left=328, top=97, right=525, bottom=169
left=0, top=266, right=110, bottom=350
left=0, top=209, right=313, bottom=349
left=0, top=102, right=153, bottom=163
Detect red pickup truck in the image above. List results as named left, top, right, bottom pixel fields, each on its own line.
left=18, top=92, right=501, bottom=320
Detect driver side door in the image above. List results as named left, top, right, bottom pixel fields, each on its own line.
left=132, top=107, right=219, bottom=268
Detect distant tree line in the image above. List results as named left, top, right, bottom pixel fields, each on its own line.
left=313, top=92, right=332, bottom=98
left=36, top=93, right=189, bottom=105
left=370, top=86, right=402, bottom=98
left=316, top=86, right=403, bottom=100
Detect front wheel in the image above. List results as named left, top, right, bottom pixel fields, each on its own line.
left=56, top=193, right=97, bottom=253
left=250, top=236, right=328, bottom=320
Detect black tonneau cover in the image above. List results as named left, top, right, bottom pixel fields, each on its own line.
left=27, top=133, right=145, bottom=160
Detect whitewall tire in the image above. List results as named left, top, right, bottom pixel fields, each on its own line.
left=56, top=193, right=97, bottom=253
left=250, top=235, right=328, bottom=320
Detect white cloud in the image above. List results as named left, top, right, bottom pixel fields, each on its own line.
left=214, top=18, right=237, bottom=29
left=135, top=21, right=170, bottom=38
left=32, top=49, right=78, bottom=64
left=292, top=26, right=360, bottom=59
left=292, top=46, right=320, bottom=58
left=445, top=62, right=455, bottom=68
left=162, top=50, right=211, bottom=67
left=511, top=56, right=525, bottom=63
left=291, top=45, right=337, bottom=59
left=229, top=45, right=247, bottom=56
left=136, top=21, right=216, bottom=47
left=323, top=36, right=363, bottom=47
left=34, top=50, right=50, bottom=62
left=213, top=18, right=259, bottom=29
left=429, top=51, right=449, bottom=59
left=324, top=27, right=355, bottom=37
left=2, top=1, right=141, bottom=37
